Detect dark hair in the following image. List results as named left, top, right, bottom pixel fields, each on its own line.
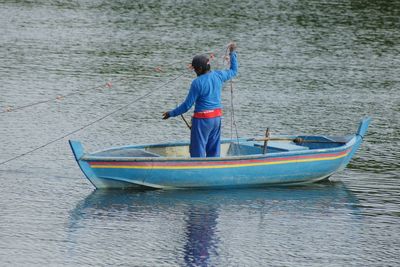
left=192, top=54, right=210, bottom=76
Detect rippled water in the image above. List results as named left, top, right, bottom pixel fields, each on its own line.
left=0, top=0, right=399, bottom=266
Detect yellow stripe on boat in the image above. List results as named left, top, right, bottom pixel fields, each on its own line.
left=90, top=152, right=348, bottom=170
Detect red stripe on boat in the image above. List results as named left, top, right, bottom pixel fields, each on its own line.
left=89, top=149, right=350, bottom=167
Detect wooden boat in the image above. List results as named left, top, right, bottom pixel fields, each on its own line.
left=69, top=117, right=370, bottom=189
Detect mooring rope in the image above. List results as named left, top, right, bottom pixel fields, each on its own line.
left=0, top=73, right=186, bottom=166
left=0, top=45, right=232, bottom=166
left=0, top=51, right=224, bottom=115
left=0, top=78, right=126, bottom=114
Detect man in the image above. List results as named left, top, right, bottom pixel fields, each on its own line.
left=163, top=43, right=238, bottom=157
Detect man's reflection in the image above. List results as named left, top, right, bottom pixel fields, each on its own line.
left=183, top=205, right=219, bottom=267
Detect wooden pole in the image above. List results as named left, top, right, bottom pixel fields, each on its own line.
left=180, top=114, right=191, bottom=130
left=263, top=128, right=269, bottom=154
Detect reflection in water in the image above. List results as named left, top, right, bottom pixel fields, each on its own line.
left=183, top=206, right=218, bottom=267
left=68, top=182, right=360, bottom=266
left=70, top=182, right=359, bottom=218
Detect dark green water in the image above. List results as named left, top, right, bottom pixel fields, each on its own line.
left=0, top=0, right=399, bottom=266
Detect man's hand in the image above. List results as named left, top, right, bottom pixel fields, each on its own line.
left=227, top=42, right=237, bottom=53
left=162, top=112, right=170, bottom=120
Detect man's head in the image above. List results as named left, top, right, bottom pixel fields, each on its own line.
left=191, top=54, right=210, bottom=76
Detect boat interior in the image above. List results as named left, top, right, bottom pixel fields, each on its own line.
left=90, top=135, right=353, bottom=158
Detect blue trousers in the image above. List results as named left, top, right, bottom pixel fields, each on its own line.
left=190, top=117, right=221, bottom=157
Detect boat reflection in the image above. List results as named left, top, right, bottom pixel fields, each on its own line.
left=68, top=182, right=360, bottom=265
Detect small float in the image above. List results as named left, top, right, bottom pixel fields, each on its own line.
left=69, top=117, right=370, bottom=189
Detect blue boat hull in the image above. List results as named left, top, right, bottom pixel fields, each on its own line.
left=69, top=118, right=370, bottom=189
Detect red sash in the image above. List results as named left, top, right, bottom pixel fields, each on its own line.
left=193, top=108, right=222, bottom=119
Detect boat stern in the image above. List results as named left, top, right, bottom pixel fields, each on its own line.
left=339, top=117, right=371, bottom=169
left=357, top=117, right=371, bottom=139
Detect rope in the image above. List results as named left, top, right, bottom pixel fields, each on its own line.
left=230, top=81, right=234, bottom=140
left=0, top=44, right=232, bottom=166
left=0, top=77, right=127, bottom=114
left=223, top=47, right=240, bottom=145
left=230, top=81, right=240, bottom=145
left=1, top=48, right=227, bottom=115
left=0, top=73, right=186, bottom=166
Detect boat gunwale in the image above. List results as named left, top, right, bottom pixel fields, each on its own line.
left=81, top=135, right=357, bottom=162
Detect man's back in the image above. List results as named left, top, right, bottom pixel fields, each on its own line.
left=169, top=52, right=238, bottom=117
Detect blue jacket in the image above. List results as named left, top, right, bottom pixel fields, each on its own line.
left=169, top=52, right=238, bottom=117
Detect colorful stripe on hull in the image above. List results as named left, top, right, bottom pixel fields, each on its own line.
left=88, top=149, right=351, bottom=170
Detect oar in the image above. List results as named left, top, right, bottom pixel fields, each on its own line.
left=247, top=137, right=343, bottom=144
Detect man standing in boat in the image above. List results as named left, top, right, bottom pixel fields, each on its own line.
left=163, top=43, right=238, bottom=157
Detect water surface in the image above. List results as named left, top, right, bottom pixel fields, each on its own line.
left=0, top=0, right=399, bottom=266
